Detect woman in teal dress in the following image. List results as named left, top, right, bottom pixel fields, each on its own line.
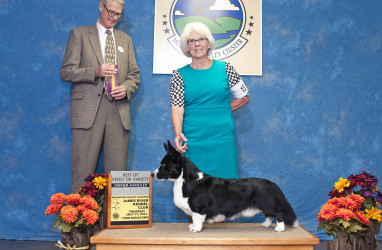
left=170, top=22, right=249, bottom=179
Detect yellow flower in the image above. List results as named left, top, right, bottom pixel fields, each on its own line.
left=373, top=186, right=379, bottom=192
left=93, top=176, right=107, bottom=190
left=334, top=177, right=350, bottom=193
left=365, top=207, right=381, bottom=222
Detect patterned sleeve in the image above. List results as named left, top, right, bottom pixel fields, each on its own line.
left=226, top=62, right=249, bottom=99
left=170, top=70, right=185, bottom=107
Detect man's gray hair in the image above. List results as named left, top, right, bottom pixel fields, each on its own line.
left=102, top=0, right=125, bottom=6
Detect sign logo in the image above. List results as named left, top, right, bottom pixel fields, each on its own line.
left=153, top=0, right=262, bottom=75
left=165, top=0, right=248, bottom=60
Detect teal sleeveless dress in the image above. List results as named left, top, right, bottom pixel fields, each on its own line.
left=178, top=60, right=238, bottom=179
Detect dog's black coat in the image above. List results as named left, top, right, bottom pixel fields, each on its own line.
left=152, top=141, right=298, bottom=232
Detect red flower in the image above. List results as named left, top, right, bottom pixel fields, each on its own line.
left=329, top=189, right=345, bottom=198
left=80, top=182, right=99, bottom=197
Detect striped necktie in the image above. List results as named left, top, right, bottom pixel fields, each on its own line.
left=104, top=30, right=115, bottom=100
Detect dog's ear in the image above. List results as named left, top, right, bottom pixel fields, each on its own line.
left=167, top=140, right=178, bottom=154
left=164, top=141, right=169, bottom=153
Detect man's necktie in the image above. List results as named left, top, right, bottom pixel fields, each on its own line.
left=105, top=30, right=115, bottom=100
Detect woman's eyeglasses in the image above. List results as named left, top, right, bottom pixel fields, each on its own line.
left=188, top=37, right=207, bottom=45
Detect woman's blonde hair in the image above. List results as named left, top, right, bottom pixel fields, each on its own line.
left=180, top=22, right=215, bottom=57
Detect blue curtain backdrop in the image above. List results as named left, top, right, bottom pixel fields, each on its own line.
left=0, top=0, right=381, bottom=241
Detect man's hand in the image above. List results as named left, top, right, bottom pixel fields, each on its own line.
left=111, top=85, right=127, bottom=100
left=96, top=64, right=118, bottom=78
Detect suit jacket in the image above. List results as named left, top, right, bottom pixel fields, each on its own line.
left=60, top=23, right=140, bottom=130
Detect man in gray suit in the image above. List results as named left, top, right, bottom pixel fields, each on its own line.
left=60, top=0, right=140, bottom=193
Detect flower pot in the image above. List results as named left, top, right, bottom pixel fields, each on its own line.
left=327, top=231, right=352, bottom=250
left=61, top=228, right=91, bottom=248
left=327, top=222, right=381, bottom=250
left=91, top=215, right=105, bottom=236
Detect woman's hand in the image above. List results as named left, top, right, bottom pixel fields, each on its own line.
left=171, top=106, right=187, bottom=153
left=174, top=133, right=188, bottom=153
left=231, top=96, right=249, bottom=112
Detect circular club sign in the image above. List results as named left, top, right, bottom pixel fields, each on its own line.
left=167, top=0, right=247, bottom=60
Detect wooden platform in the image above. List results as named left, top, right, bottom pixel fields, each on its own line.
left=91, top=223, right=319, bottom=249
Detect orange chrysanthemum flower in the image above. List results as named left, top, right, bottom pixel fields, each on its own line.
left=336, top=208, right=355, bottom=222
left=327, top=197, right=340, bottom=207
left=341, top=197, right=358, bottom=211
left=82, top=209, right=99, bottom=225
left=81, top=195, right=100, bottom=210
left=319, top=203, right=338, bottom=222
left=65, top=193, right=81, bottom=205
left=365, top=207, right=381, bottom=223
left=355, top=210, right=371, bottom=225
left=317, top=214, right=322, bottom=222
left=75, top=204, right=87, bottom=213
left=60, top=205, right=79, bottom=223
left=348, top=194, right=365, bottom=205
left=50, top=193, right=66, bottom=204
left=45, top=203, right=64, bottom=215
left=336, top=197, right=350, bottom=209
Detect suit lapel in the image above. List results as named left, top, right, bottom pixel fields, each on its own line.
left=114, top=30, right=123, bottom=67
left=88, top=23, right=103, bottom=65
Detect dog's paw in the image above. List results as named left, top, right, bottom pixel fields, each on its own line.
left=262, top=217, right=272, bottom=227
left=262, top=221, right=271, bottom=227
left=188, top=223, right=202, bottom=233
left=275, top=222, right=285, bottom=232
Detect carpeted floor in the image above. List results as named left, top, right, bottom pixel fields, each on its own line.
left=97, top=223, right=313, bottom=239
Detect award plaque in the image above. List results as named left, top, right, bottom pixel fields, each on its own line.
left=104, top=171, right=152, bottom=228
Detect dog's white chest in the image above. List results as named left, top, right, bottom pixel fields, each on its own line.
left=173, top=172, right=192, bottom=216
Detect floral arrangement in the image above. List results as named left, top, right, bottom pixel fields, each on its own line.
left=45, top=173, right=108, bottom=233
left=79, top=173, right=108, bottom=205
left=45, top=193, right=101, bottom=233
left=317, top=171, right=382, bottom=237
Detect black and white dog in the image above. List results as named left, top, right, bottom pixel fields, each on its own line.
left=152, top=141, right=299, bottom=233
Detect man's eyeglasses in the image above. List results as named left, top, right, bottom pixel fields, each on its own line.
left=188, top=37, right=207, bottom=45
left=103, top=3, right=124, bottom=18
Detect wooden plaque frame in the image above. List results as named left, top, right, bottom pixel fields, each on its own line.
left=104, top=172, right=152, bottom=229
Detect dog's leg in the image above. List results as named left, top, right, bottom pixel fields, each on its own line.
left=262, top=216, right=273, bottom=228
left=188, top=213, right=206, bottom=233
left=275, top=221, right=285, bottom=232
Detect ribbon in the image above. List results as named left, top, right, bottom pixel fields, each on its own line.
left=55, top=240, right=90, bottom=250
left=107, top=65, right=118, bottom=93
